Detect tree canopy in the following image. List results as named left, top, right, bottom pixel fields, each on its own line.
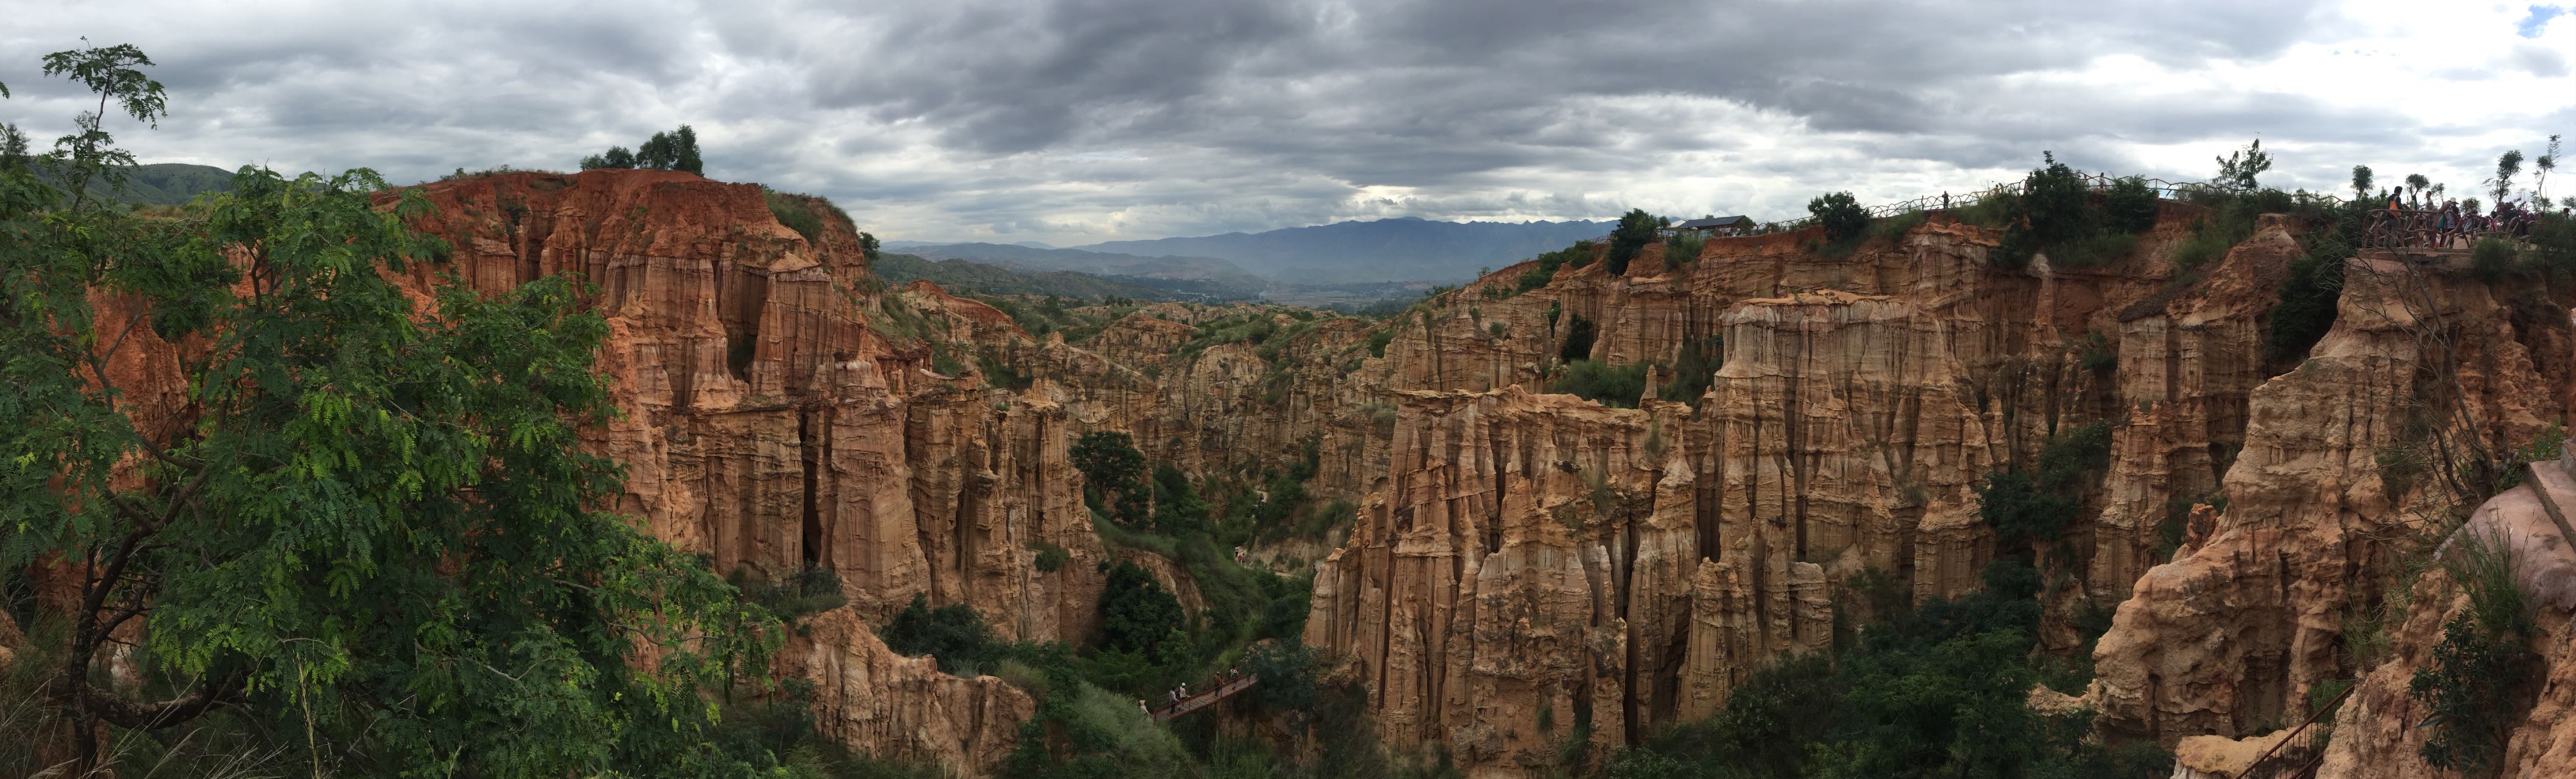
left=582, top=124, right=705, bottom=175
left=0, top=44, right=776, bottom=776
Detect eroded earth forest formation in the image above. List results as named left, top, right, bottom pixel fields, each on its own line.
left=14, top=45, right=2576, bottom=779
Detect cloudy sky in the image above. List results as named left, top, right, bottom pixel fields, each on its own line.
left=4, top=1, right=2574, bottom=245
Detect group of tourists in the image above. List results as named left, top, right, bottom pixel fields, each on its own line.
left=1137, top=668, right=1250, bottom=718
left=2372, top=186, right=2565, bottom=248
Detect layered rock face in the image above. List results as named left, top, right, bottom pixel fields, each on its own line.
left=2311, top=456, right=2576, bottom=779
left=785, top=607, right=1036, bottom=770
left=1304, top=387, right=1692, bottom=773
left=2092, top=249, right=2563, bottom=743
left=396, top=171, right=1117, bottom=770
left=1293, top=202, right=2576, bottom=774
left=403, top=172, right=1105, bottom=644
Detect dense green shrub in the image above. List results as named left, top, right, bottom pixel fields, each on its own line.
left=2263, top=229, right=2351, bottom=368
left=1606, top=559, right=2165, bottom=779
left=979, top=351, right=1033, bottom=390
left=2472, top=237, right=2524, bottom=284
left=1032, top=540, right=1072, bottom=573
left=1073, top=430, right=1150, bottom=523
left=1978, top=469, right=2082, bottom=547
left=2411, top=528, right=2538, bottom=777
left=1658, top=335, right=1724, bottom=403
left=1515, top=241, right=1595, bottom=293
left=1150, top=463, right=1210, bottom=534
left=2076, top=329, right=2117, bottom=374
left=1609, top=654, right=1842, bottom=779
left=2104, top=176, right=2160, bottom=234
left=1987, top=154, right=2159, bottom=270
left=1977, top=421, right=2112, bottom=550
left=881, top=592, right=1001, bottom=674
left=1554, top=360, right=1651, bottom=408
left=1366, top=326, right=1397, bottom=358
left=1604, top=209, right=1662, bottom=276
left=1808, top=191, right=1869, bottom=244
left=766, top=189, right=826, bottom=242
left=1664, top=230, right=1707, bottom=268
left=740, top=565, right=851, bottom=623
left=1098, top=561, right=1188, bottom=660
left=1559, top=313, right=1597, bottom=361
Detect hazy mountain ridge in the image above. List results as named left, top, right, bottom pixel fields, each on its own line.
left=871, top=252, right=1256, bottom=302
left=46, top=162, right=238, bottom=204
left=1076, top=216, right=1613, bottom=282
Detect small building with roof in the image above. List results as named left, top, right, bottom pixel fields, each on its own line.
left=1672, top=215, right=1755, bottom=236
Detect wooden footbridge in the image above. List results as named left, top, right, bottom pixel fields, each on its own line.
left=1150, top=674, right=1256, bottom=722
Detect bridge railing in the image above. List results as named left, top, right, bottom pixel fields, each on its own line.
left=1149, top=674, right=1257, bottom=722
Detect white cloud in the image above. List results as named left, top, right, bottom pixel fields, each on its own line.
left=1, top=0, right=2571, bottom=245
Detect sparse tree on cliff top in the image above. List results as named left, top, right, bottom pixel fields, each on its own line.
left=2490, top=148, right=2526, bottom=205
left=578, top=125, right=701, bottom=175
left=1602, top=208, right=1661, bottom=276
left=1807, top=191, right=1868, bottom=244
left=2351, top=164, right=2374, bottom=203
left=2215, top=138, right=2271, bottom=192
left=2536, top=135, right=2560, bottom=203
left=0, top=46, right=773, bottom=776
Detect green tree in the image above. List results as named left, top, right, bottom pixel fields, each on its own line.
left=2215, top=138, right=2272, bottom=192
left=675, top=123, right=705, bottom=175
left=638, top=130, right=676, bottom=170
left=2491, top=148, right=2526, bottom=205
left=602, top=144, right=636, bottom=168
left=1098, top=561, right=1186, bottom=661
left=2536, top=135, right=2560, bottom=204
left=2350, top=164, right=2374, bottom=203
left=0, top=47, right=772, bottom=776
left=1808, top=190, right=1868, bottom=243
left=40, top=41, right=166, bottom=211
left=2104, top=175, right=2159, bottom=234
left=1149, top=463, right=1209, bottom=534
left=1603, top=208, right=1660, bottom=276
left=880, top=592, right=1000, bottom=674
left=1071, top=430, right=1150, bottom=523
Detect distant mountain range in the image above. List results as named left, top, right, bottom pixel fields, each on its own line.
left=893, top=243, right=1270, bottom=293
left=872, top=253, right=1256, bottom=303
left=897, top=217, right=1614, bottom=284
left=1075, top=217, right=1612, bottom=282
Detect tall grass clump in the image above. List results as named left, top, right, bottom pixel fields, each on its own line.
left=2410, top=526, right=2539, bottom=778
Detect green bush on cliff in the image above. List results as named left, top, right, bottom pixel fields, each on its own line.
left=881, top=592, right=1002, bottom=674
left=2410, top=527, right=2539, bottom=777
left=1608, top=559, right=2168, bottom=779
left=1553, top=360, right=1651, bottom=408
left=1604, top=208, right=1663, bottom=276
left=1808, top=190, right=1869, bottom=245
left=1073, top=430, right=1151, bottom=523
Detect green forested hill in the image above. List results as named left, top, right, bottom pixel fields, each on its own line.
left=36, top=162, right=240, bottom=204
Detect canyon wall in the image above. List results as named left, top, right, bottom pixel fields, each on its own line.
left=383, top=173, right=2576, bottom=776
left=1295, top=210, right=2576, bottom=774
left=396, top=170, right=1126, bottom=771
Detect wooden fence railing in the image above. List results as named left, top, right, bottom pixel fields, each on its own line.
left=1609, top=172, right=2356, bottom=240
left=1149, top=674, right=1257, bottom=722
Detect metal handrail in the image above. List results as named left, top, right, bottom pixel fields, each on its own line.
left=2239, top=682, right=2356, bottom=779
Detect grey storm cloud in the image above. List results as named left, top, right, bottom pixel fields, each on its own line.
left=1, top=0, right=2568, bottom=244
